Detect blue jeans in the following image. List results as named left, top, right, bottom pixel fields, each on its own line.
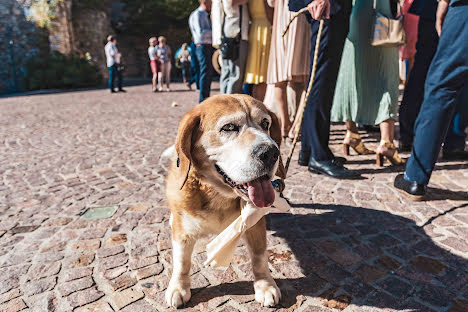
left=195, top=45, right=214, bottom=103
left=405, top=4, right=468, bottom=185
left=108, top=65, right=122, bottom=91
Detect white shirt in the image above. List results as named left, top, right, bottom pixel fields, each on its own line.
left=105, top=42, right=120, bottom=67
left=189, top=7, right=212, bottom=45
left=148, top=46, right=157, bottom=61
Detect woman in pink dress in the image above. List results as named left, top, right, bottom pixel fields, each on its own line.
left=399, top=0, right=419, bottom=83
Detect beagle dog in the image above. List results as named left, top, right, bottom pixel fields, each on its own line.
left=165, top=94, right=286, bottom=308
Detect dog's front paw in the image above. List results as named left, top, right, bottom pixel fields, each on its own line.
left=165, top=281, right=191, bottom=308
left=254, top=278, right=281, bottom=307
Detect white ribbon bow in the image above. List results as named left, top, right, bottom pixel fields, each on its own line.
left=204, top=185, right=290, bottom=267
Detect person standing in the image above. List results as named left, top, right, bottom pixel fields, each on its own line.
left=398, top=0, right=467, bottom=160
left=244, top=0, right=274, bottom=101
left=178, top=43, right=192, bottom=87
left=187, top=41, right=200, bottom=90
left=289, top=0, right=358, bottom=179
left=218, top=0, right=250, bottom=94
left=331, top=0, right=404, bottom=167
left=394, top=0, right=468, bottom=200
left=157, top=36, right=172, bottom=92
left=189, top=0, right=214, bottom=102
left=148, top=37, right=159, bottom=92
left=105, top=35, right=125, bottom=93
left=267, top=0, right=310, bottom=139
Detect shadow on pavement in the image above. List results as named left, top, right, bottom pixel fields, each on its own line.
left=189, top=204, right=467, bottom=311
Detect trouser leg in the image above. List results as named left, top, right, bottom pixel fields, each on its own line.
left=399, top=18, right=439, bottom=145
left=301, top=10, right=350, bottom=161
left=405, top=6, right=468, bottom=184
left=108, top=66, right=115, bottom=91
left=196, top=45, right=213, bottom=102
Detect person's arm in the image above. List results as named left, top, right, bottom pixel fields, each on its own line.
left=189, top=12, right=202, bottom=44
left=307, top=0, right=330, bottom=20
left=435, top=0, right=450, bottom=36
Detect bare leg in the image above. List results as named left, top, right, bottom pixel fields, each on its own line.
left=274, top=81, right=292, bottom=137
left=152, top=73, right=157, bottom=91
left=379, top=119, right=395, bottom=143
left=289, top=88, right=305, bottom=139
left=346, top=121, right=358, bottom=133
left=252, top=83, right=267, bottom=102
left=244, top=217, right=280, bottom=307
left=165, top=223, right=195, bottom=308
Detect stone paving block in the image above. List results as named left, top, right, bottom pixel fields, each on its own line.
left=0, top=288, right=22, bottom=304
left=75, top=300, right=114, bottom=312
left=0, top=298, right=28, bottom=312
left=63, top=267, right=94, bottom=282
left=354, top=264, right=386, bottom=284
left=109, top=272, right=137, bottom=291
left=67, top=287, right=105, bottom=309
left=106, top=233, right=127, bottom=246
left=136, top=263, right=164, bottom=280
left=71, top=239, right=101, bottom=252
left=111, top=287, right=144, bottom=310
left=58, top=276, right=94, bottom=297
left=120, top=299, right=158, bottom=312
left=103, top=265, right=128, bottom=280
left=27, top=261, right=62, bottom=281
left=129, top=256, right=159, bottom=270
left=410, top=255, right=447, bottom=275
left=96, top=244, right=125, bottom=258
left=23, top=276, right=57, bottom=296
left=98, top=252, right=128, bottom=271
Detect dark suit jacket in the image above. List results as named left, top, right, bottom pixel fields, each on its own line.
left=409, top=0, right=438, bottom=20
left=288, top=0, right=350, bottom=15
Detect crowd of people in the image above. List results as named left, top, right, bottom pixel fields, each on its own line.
left=106, top=0, right=467, bottom=200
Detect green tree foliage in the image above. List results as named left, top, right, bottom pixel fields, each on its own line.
left=117, top=0, right=199, bottom=35
left=23, top=51, right=102, bottom=90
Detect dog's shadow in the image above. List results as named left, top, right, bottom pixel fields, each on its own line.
left=188, top=203, right=468, bottom=311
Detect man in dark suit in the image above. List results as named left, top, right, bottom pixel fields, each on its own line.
left=399, top=0, right=467, bottom=159
left=394, top=0, right=468, bottom=200
left=289, top=0, right=359, bottom=179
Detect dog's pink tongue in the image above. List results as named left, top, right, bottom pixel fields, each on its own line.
left=247, top=178, right=275, bottom=208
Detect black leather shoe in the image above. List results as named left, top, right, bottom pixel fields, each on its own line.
left=118, top=89, right=127, bottom=93
left=298, top=150, right=310, bottom=166
left=298, top=150, right=346, bottom=166
left=399, top=141, right=413, bottom=153
left=393, top=174, right=426, bottom=201
left=442, top=148, right=468, bottom=161
left=308, top=158, right=361, bottom=179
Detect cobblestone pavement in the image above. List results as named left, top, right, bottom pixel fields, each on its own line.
left=0, top=83, right=467, bottom=312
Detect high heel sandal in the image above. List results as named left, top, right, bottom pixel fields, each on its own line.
left=376, top=140, right=406, bottom=167
left=343, top=131, right=375, bottom=156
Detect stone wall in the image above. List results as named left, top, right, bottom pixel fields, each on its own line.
left=0, top=0, right=41, bottom=93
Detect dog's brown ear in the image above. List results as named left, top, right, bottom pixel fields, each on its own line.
left=268, top=110, right=287, bottom=180
left=175, top=111, right=200, bottom=190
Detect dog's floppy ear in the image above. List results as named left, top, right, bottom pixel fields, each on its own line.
left=175, top=111, right=201, bottom=190
left=267, top=110, right=287, bottom=180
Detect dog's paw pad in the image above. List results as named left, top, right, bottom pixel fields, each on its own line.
left=165, top=285, right=191, bottom=308
left=254, top=279, right=281, bottom=307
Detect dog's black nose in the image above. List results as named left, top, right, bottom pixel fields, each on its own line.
left=253, top=144, right=280, bottom=168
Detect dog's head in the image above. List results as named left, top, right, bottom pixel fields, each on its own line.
left=174, top=94, right=285, bottom=208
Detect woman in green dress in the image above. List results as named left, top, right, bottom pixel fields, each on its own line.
left=331, top=0, right=405, bottom=166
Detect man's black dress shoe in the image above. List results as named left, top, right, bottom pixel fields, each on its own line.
left=393, top=174, right=426, bottom=201
left=298, top=150, right=346, bottom=166
left=442, top=148, right=468, bottom=161
left=118, top=89, right=127, bottom=93
left=308, top=158, right=360, bottom=179
left=399, top=142, right=413, bottom=153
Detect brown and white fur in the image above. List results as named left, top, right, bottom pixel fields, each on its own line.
left=165, top=94, right=286, bottom=308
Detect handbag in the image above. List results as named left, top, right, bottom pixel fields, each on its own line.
left=220, top=4, right=243, bottom=61
left=371, top=0, right=406, bottom=47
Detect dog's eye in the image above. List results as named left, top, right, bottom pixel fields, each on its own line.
left=260, top=119, right=270, bottom=130
left=221, top=123, right=239, bottom=132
